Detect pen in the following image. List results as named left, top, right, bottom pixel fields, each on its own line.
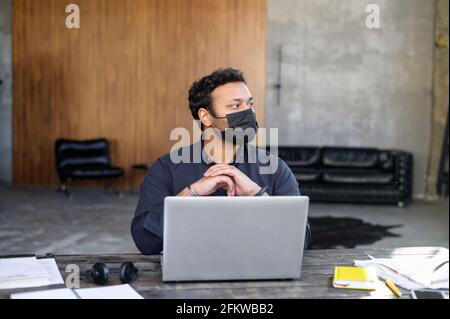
left=385, top=279, right=402, bottom=297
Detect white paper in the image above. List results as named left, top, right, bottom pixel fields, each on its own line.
left=10, top=288, right=77, bottom=299
left=74, top=284, right=144, bottom=299
left=354, top=249, right=449, bottom=290
left=0, top=257, right=48, bottom=281
left=0, top=277, right=51, bottom=290
left=0, top=257, right=50, bottom=289
left=10, top=284, right=143, bottom=299
left=0, top=257, right=64, bottom=289
left=37, top=258, right=64, bottom=286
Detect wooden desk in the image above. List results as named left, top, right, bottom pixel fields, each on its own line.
left=1, top=247, right=447, bottom=299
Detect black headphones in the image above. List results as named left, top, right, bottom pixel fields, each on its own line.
left=86, top=262, right=138, bottom=285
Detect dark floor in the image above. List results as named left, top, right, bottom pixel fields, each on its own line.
left=0, top=183, right=448, bottom=255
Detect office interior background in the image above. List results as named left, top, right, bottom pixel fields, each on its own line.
left=0, top=0, right=448, bottom=255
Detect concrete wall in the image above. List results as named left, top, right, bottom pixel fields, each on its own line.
left=0, top=0, right=13, bottom=183
left=266, top=0, right=435, bottom=197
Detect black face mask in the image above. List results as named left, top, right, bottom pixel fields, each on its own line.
left=213, top=108, right=259, bottom=144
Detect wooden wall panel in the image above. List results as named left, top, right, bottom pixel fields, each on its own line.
left=13, top=0, right=266, bottom=189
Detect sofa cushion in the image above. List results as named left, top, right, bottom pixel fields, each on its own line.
left=378, top=151, right=395, bottom=170
left=278, top=147, right=321, bottom=167
left=322, top=147, right=379, bottom=168
left=322, top=169, right=394, bottom=185
left=291, top=168, right=321, bottom=183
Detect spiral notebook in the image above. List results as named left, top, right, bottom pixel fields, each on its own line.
left=333, top=266, right=378, bottom=290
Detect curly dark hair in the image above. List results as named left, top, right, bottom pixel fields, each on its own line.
left=188, top=68, right=246, bottom=121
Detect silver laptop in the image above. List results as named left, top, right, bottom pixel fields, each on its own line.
left=162, top=196, right=309, bottom=282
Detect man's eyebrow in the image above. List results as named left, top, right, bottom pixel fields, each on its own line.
left=229, top=97, right=254, bottom=102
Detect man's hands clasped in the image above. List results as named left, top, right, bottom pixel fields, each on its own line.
left=187, top=164, right=262, bottom=197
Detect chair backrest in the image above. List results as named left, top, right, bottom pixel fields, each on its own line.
left=55, top=139, right=111, bottom=173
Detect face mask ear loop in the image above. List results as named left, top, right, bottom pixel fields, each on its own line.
left=202, top=109, right=226, bottom=132
left=209, top=113, right=227, bottom=120
left=211, top=108, right=254, bottom=120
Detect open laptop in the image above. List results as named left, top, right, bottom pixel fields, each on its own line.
left=162, top=196, right=309, bottom=282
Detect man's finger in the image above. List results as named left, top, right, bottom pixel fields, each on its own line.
left=215, top=179, right=235, bottom=196
left=220, top=182, right=235, bottom=196
left=204, top=165, right=234, bottom=177
left=216, top=175, right=235, bottom=192
left=214, top=175, right=233, bottom=186
left=204, top=164, right=232, bottom=176
left=207, top=167, right=237, bottom=178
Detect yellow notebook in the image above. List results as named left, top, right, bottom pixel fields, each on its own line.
left=333, top=266, right=378, bottom=290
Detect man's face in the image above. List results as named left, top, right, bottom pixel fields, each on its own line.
left=199, top=82, right=254, bottom=131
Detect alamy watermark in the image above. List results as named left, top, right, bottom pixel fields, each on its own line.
left=65, top=264, right=80, bottom=288
left=65, top=4, right=80, bottom=29
left=365, top=4, right=380, bottom=29
left=169, top=120, right=279, bottom=175
left=64, top=4, right=380, bottom=30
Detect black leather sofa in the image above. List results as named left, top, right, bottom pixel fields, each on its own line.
left=277, top=146, right=413, bottom=206
left=55, top=138, right=124, bottom=197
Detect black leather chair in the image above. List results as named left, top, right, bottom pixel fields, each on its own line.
left=55, top=138, right=124, bottom=197
left=277, top=146, right=413, bottom=206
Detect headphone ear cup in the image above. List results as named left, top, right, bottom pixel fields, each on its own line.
left=119, top=262, right=138, bottom=284
left=89, top=262, right=109, bottom=285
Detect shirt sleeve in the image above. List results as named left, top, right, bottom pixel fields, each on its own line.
left=272, top=158, right=312, bottom=249
left=131, top=157, right=172, bottom=255
left=272, top=158, right=300, bottom=196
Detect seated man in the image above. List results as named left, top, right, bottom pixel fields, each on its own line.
left=131, top=67, right=311, bottom=255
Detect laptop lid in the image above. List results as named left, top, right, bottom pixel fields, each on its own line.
left=162, top=196, right=309, bottom=282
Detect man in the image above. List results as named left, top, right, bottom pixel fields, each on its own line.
left=131, top=68, right=311, bottom=255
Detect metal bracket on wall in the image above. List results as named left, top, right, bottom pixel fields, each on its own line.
left=274, top=44, right=283, bottom=106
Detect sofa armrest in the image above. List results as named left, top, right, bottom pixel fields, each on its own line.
left=392, top=151, right=413, bottom=201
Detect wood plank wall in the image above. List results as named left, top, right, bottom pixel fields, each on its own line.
left=13, top=0, right=266, bottom=190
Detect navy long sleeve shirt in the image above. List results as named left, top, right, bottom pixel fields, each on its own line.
left=131, top=142, right=311, bottom=255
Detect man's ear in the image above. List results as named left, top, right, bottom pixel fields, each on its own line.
left=198, top=108, right=212, bottom=128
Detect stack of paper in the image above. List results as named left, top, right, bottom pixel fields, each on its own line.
left=0, top=257, right=64, bottom=289
left=10, top=284, right=144, bottom=299
left=354, top=249, right=449, bottom=290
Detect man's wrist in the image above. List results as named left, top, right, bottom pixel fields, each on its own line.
left=187, top=184, right=199, bottom=196
left=253, top=186, right=267, bottom=196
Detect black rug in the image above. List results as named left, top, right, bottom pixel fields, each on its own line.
left=308, top=216, right=402, bottom=249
